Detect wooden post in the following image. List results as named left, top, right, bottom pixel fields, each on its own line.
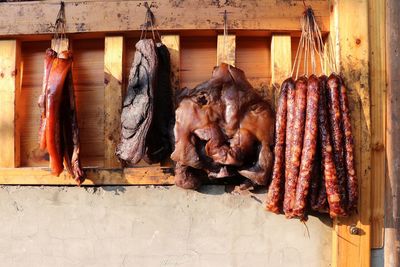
left=217, top=35, right=236, bottom=66
left=369, top=0, right=386, bottom=249
left=385, top=0, right=400, bottom=265
left=270, top=35, right=291, bottom=106
left=160, top=35, right=181, bottom=93
left=0, top=40, right=21, bottom=168
left=104, top=36, right=123, bottom=168
left=330, top=1, right=371, bottom=267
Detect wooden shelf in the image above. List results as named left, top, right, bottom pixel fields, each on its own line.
left=0, top=166, right=174, bottom=185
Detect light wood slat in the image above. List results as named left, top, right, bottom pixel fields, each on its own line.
left=385, top=0, right=400, bottom=265
left=0, top=0, right=330, bottom=36
left=0, top=40, right=21, bottom=168
left=331, top=1, right=371, bottom=267
left=271, top=35, right=291, bottom=106
left=369, top=0, right=386, bottom=249
left=104, top=36, right=123, bottom=168
left=217, top=35, right=236, bottom=66
left=0, top=167, right=173, bottom=185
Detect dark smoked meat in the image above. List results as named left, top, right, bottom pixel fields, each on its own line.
left=171, top=63, right=275, bottom=189
left=293, top=75, right=320, bottom=219
left=143, top=43, right=174, bottom=164
left=265, top=78, right=294, bottom=213
left=326, top=74, right=348, bottom=216
left=283, top=76, right=307, bottom=218
left=116, top=39, right=158, bottom=165
left=320, top=75, right=346, bottom=217
left=338, top=77, right=358, bottom=213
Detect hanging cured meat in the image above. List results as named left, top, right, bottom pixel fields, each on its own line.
left=171, top=63, right=275, bottom=189
left=38, top=49, right=85, bottom=184
left=116, top=39, right=174, bottom=166
left=265, top=6, right=358, bottom=220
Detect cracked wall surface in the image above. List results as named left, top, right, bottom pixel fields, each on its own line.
left=0, top=185, right=332, bottom=267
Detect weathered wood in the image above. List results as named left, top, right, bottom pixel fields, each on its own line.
left=217, top=35, right=235, bottom=66
left=271, top=35, right=291, bottom=106
left=368, top=0, right=386, bottom=249
left=0, top=166, right=174, bottom=185
left=385, top=0, right=400, bottom=265
left=331, top=1, right=371, bottom=267
left=0, top=1, right=329, bottom=36
left=0, top=40, right=21, bottom=168
left=104, top=36, right=123, bottom=168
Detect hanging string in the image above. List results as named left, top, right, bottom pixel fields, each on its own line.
left=53, top=1, right=67, bottom=53
left=140, top=2, right=161, bottom=42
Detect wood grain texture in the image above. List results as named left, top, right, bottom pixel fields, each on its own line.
left=0, top=166, right=173, bottom=185
left=0, top=0, right=329, bottom=36
left=271, top=35, right=291, bottom=106
left=331, top=1, right=371, bottom=267
left=0, top=40, right=20, bottom=168
left=217, top=35, right=235, bottom=66
left=160, top=35, right=180, bottom=95
left=368, top=0, right=386, bottom=249
left=104, top=36, right=123, bottom=168
left=236, top=36, right=271, bottom=100
left=181, top=36, right=217, bottom=89
left=385, top=0, right=400, bottom=265
left=72, top=39, right=105, bottom=167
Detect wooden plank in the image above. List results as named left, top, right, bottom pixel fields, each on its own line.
left=0, top=40, right=21, bottom=168
left=217, top=35, right=236, bottom=66
left=0, top=167, right=174, bottom=185
left=160, top=35, right=180, bottom=94
left=331, top=1, right=371, bottom=267
left=271, top=35, right=291, bottom=106
left=368, top=0, right=386, bottom=249
left=235, top=36, right=271, bottom=99
left=181, top=36, right=216, bottom=89
left=0, top=0, right=330, bottom=36
left=385, top=0, right=400, bottom=265
left=104, top=36, right=123, bottom=168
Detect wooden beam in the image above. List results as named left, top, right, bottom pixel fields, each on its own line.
left=368, top=0, right=386, bottom=249
left=0, top=40, right=20, bottom=168
left=270, top=34, right=291, bottom=106
left=217, top=35, right=236, bottom=66
left=160, top=35, right=180, bottom=93
left=385, top=0, right=400, bottom=265
left=0, top=167, right=174, bottom=185
left=0, top=0, right=330, bottom=36
left=331, top=1, right=371, bottom=267
left=104, top=36, right=123, bottom=168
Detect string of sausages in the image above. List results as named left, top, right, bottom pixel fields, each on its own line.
left=265, top=7, right=357, bottom=220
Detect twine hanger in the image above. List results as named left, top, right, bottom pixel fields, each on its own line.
left=53, top=1, right=67, bottom=53
left=140, top=2, right=161, bottom=41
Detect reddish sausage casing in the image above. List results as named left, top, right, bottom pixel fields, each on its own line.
left=283, top=76, right=307, bottom=218
left=266, top=78, right=295, bottom=213
left=293, top=75, right=320, bottom=219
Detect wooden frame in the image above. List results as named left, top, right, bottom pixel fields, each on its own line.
left=0, top=1, right=380, bottom=266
